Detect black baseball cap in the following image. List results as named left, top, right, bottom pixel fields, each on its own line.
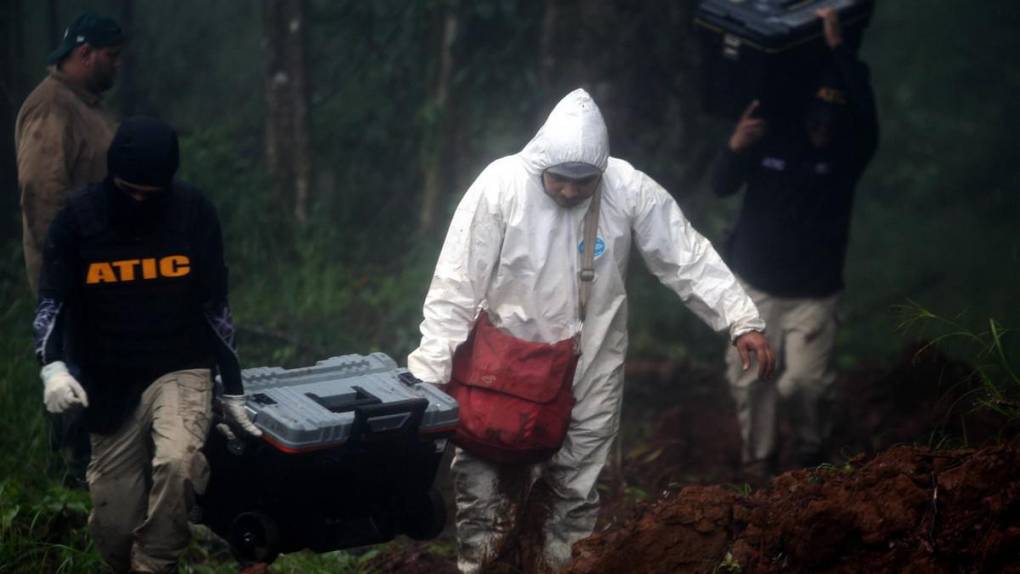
left=48, top=12, right=125, bottom=65
left=545, top=161, right=602, bottom=180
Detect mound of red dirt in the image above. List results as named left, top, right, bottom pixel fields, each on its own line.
left=565, top=445, right=1020, bottom=574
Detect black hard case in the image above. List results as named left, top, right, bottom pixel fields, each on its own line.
left=197, top=355, right=455, bottom=564
left=696, top=0, right=874, bottom=119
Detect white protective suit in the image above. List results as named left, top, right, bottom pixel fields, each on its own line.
left=407, top=89, right=765, bottom=573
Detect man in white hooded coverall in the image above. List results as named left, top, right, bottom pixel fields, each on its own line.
left=408, top=89, right=775, bottom=573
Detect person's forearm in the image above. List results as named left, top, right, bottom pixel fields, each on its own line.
left=712, top=147, right=752, bottom=197
left=33, top=298, right=65, bottom=365
left=215, top=346, right=243, bottom=395
left=204, top=301, right=243, bottom=395
left=35, top=210, right=77, bottom=365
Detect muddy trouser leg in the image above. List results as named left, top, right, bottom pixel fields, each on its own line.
left=775, top=295, right=839, bottom=467
left=727, top=284, right=784, bottom=474
left=129, top=369, right=212, bottom=574
left=539, top=426, right=615, bottom=571
left=451, top=448, right=535, bottom=574
left=87, top=403, right=150, bottom=573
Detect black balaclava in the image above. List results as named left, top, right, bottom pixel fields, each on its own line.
left=804, top=65, right=849, bottom=135
left=106, top=116, right=180, bottom=231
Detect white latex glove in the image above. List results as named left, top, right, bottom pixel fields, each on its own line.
left=40, top=361, right=89, bottom=414
left=221, top=394, right=263, bottom=438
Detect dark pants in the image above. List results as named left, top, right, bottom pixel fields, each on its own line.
left=48, top=408, right=91, bottom=487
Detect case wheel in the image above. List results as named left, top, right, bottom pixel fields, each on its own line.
left=230, top=511, right=281, bottom=564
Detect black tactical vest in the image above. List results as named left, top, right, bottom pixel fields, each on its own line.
left=68, top=182, right=212, bottom=378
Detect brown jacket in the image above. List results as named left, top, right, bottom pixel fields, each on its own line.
left=15, top=66, right=116, bottom=294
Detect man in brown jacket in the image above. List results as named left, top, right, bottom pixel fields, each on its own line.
left=16, top=11, right=123, bottom=485
left=16, top=11, right=123, bottom=294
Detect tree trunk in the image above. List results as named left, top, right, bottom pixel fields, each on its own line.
left=262, top=0, right=312, bottom=226
left=538, top=0, right=560, bottom=95
left=418, top=0, right=459, bottom=234
left=537, top=0, right=612, bottom=108
left=48, top=0, right=60, bottom=50
left=1, top=0, right=24, bottom=240
left=1, top=0, right=22, bottom=106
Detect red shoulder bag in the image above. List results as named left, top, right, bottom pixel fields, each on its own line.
left=446, top=185, right=601, bottom=464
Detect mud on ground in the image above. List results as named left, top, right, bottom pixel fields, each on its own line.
left=364, top=345, right=1017, bottom=573
left=566, top=445, right=1020, bottom=574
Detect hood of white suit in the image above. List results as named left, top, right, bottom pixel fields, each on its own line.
left=518, top=88, right=609, bottom=175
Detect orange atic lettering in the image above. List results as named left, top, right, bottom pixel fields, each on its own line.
left=159, top=255, right=191, bottom=278
left=141, top=258, right=158, bottom=279
left=86, top=262, right=118, bottom=284
left=86, top=255, right=190, bottom=284
left=111, top=259, right=140, bottom=281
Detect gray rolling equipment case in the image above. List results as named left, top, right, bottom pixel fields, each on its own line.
left=198, top=353, right=458, bottom=564
left=695, top=0, right=874, bottom=119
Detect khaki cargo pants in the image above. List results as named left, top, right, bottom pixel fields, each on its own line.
left=86, top=369, right=212, bottom=574
left=726, top=282, right=839, bottom=475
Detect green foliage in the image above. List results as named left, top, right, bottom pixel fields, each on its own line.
left=0, top=479, right=102, bottom=574
left=727, top=483, right=753, bottom=498
left=815, top=461, right=854, bottom=475
left=623, top=484, right=650, bottom=503
left=176, top=545, right=381, bottom=574
left=807, top=461, right=855, bottom=484
left=0, top=242, right=101, bottom=573
left=0, top=248, right=48, bottom=476
left=840, top=0, right=1020, bottom=364
left=227, top=230, right=439, bottom=367
left=716, top=550, right=742, bottom=574
left=897, top=301, right=1020, bottom=438
left=175, top=125, right=442, bottom=368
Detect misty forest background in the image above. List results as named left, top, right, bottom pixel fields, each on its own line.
left=0, top=0, right=1018, bottom=572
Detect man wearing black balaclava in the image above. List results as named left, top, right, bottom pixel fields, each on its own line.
left=712, top=8, right=880, bottom=481
left=32, top=117, right=260, bottom=573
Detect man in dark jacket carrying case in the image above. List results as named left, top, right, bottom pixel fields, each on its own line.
left=713, top=9, right=879, bottom=479
left=33, top=117, right=260, bottom=573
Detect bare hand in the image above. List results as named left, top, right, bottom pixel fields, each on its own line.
left=728, top=100, right=766, bottom=153
left=735, top=331, right=776, bottom=380
left=816, top=8, right=843, bottom=49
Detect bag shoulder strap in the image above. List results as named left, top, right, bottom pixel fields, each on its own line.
left=578, top=185, right=601, bottom=323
